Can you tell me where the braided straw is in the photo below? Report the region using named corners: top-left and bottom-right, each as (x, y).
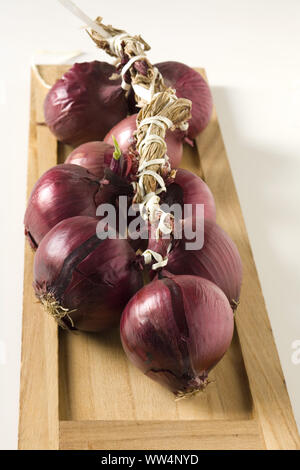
top-left (88, 17), bottom-right (150, 57)
top-left (88, 17), bottom-right (166, 106)
top-left (59, 2), bottom-right (170, 105)
top-left (85, 11), bottom-right (192, 220)
top-left (134, 91), bottom-right (191, 201)
top-left (58, 2), bottom-right (193, 267)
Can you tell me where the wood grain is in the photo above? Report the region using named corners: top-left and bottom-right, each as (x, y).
top-left (195, 69), bottom-right (300, 449)
top-left (18, 70), bottom-right (60, 450)
top-left (59, 420), bottom-right (264, 450)
top-left (18, 65), bottom-right (299, 450)
top-left (59, 326), bottom-right (252, 422)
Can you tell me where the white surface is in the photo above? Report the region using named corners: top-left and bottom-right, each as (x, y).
top-left (0, 0), bottom-right (299, 449)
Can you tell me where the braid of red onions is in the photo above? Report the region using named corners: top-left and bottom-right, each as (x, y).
top-left (81, 18), bottom-right (241, 396)
top-left (27, 6), bottom-right (243, 399)
top-left (111, 79), bottom-right (239, 397)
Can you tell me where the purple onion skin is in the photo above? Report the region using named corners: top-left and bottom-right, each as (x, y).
top-left (171, 168), bottom-right (216, 221)
top-left (34, 216), bottom-right (143, 332)
top-left (65, 141), bottom-right (114, 179)
top-left (104, 114), bottom-right (136, 153)
top-left (167, 220), bottom-right (242, 308)
top-left (44, 62), bottom-right (128, 146)
top-left (156, 62), bottom-right (213, 140)
top-left (120, 272), bottom-right (234, 395)
top-left (146, 170), bottom-right (216, 263)
top-left (24, 164), bottom-right (102, 249)
top-left (104, 114), bottom-right (183, 169)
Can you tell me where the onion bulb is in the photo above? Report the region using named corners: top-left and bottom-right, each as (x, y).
top-left (120, 272), bottom-right (234, 396)
top-left (167, 220), bottom-right (242, 309)
top-left (155, 61), bottom-right (213, 141)
top-left (24, 161), bottom-right (134, 249)
top-left (24, 164), bottom-right (102, 249)
top-left (162, 168), bottom-right (216, 221)
top-left (34, 216), bottom-right (143, 332)
top-left (65, 141), bottom-right (114, 179)
top-left (44, 61), bottom-right (128, 146)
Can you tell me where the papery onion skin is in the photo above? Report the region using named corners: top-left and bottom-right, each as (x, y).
top-left (24, 164), bottom-right (102, 249)
top-left (44, 61), bottom-right (128, 146)
top-left (146, 170), bottom-right (216, 264)
top-left (163, 168), bottom-right (216, 221)
top-left (104, 114), bottom-right (136, 153)
top-left (167, 220), bottom-right (242, 308)
top-left (155, 61), bottom-right (213, 140)
top-left (34, 216), bottom-right (143, 332)
top-left (120, 272), bottom-right (234, 395)
top-left (24, 163), bottom-right (134, 250)
top-left (65, 141), bottom-right (114, 179)
top-left (104, 114), bottom-right (183, 169)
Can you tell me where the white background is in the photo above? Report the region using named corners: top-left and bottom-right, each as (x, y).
top-left (0, 0), bottom-right (299, 449)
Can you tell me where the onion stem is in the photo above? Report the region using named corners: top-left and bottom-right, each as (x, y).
top-left (112, 135), bottom-right (122, 160)
top-left (142, 267), bottom-right (151, 286)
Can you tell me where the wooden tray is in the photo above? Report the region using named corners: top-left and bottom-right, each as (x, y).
top-left (18, 66), bottom-right (300, 450)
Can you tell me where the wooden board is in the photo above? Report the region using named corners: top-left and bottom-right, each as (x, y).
top-left (18, 66), bottom-right (300, 450)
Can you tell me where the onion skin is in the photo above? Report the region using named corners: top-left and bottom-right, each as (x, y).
top-left (104, 114), bottom-right (137, 153)
top-left (65, 141), bottom-right (114, 179)
top-left (104, 114), bottom-right (183, 169)
top-left (34, 216), bottom-right (143, 332)
top-left (164, 168), bottom-right (216, 221)
top-left (24, 164), bottom-right (102, 249)
top-left (145, 170), bottom-right (216, 264)
top-left (155, 61), bottom-right (213, 140)
top-left (44, 61), bottom-right (128, 146)
top-left (120, 272), bottom-right (234, 395)
top-left (166, 220), bottom-right (242, 308)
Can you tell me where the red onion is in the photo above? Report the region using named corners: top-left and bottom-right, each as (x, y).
top-left (166, 220), bottom-right (242, 309)
top-left (65, 141), bottom-right (114, 179)
top-left (143, 170), bottom-right (216, 266)
top-left (24, 164), bottom-right (102, 249)
top-left (162, 168), bottom-right (216, 221)
top-left (120, 272), bottom-right (234, 396)
top-left (44, 61), bottom-right (128, 146)
top-left (34, 216), bottom-right (143, 332)
top-left (145, 62), bottom-right (212, 142)
top-left (24, 162), bottom-right (133, 249)
top-left (104, 114), bottom-right (183, 168)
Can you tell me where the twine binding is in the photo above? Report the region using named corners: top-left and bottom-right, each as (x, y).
top-left (61, 1), bottom-right (192, 269)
